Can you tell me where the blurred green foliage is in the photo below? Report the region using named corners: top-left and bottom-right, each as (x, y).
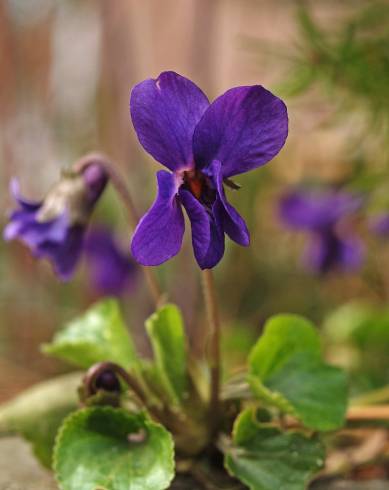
top-left (280, 3), bottom-right (389, 146)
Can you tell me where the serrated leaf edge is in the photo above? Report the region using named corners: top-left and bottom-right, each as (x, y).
top-left (53, 407), bottom-right (175, 490)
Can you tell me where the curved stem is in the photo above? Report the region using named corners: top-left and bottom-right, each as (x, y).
top-left (73, 152), bottom-right (162, 307)
top-left (201, 268), bottom-right (221, 436)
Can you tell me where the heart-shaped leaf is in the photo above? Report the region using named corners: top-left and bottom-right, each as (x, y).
top-left (54, 407), bottom-right (175, 490)
top-left (248, 314), bottom-right (347, 430)
top-left (224, 408), bottom-right (324, 490)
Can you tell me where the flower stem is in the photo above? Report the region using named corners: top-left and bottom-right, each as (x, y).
top-left (83, 361), bottom-right (164, 420)
top-left (201, 268), bottom-right (221, 436)
top-left (73, 153), bottom-right (162, 307)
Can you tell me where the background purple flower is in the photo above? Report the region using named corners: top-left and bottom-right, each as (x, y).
top-left (279, 188), bottom-right (364, 274)
top-left (130, 71), bottom-right (288, 269)
top-left (3, 163), bottom-right (108, 280)
top-left (84, 226), bottom-right (138, 297)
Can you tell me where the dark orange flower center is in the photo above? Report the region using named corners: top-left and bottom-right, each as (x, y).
top-left (182, 169), bottom-right (216, 208)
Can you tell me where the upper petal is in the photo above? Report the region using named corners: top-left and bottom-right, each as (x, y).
top-left (130, 71), bottom-right (209, 171)
top-left (193, 85), bottom-right (288, 178)
top-left (10, 178), bottom-right (42, 211)
top-left (280, 189), bottom-right (363, 232)
top-left (131, 170), bottom-right (185, 266)
top-left (179, 189), bottom-right (225, 269)
top-left (209, 160), bottom-right (250, 246)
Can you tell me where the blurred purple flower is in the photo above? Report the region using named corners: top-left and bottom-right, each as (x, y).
top-left (84, 227), bottom-right (138, 297)
top-left (369, 214), bottom-right (389, 238)
top-left (279, 188), bottom-right (364, 274)
top-left (130, 71), bottom-right (288, 269)
top-left (3, 162), bottom-right (108, 280)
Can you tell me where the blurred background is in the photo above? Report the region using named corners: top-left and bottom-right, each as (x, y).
top-left (1, 0), bottom-right (389, 435)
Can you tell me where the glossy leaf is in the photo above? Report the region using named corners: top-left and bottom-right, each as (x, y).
top-left (54, 407), bottom-right (175, 490)
top-left (225, 408), bottom-right (324, 490)
top-left (43, 298), bottom-right (139, 370)
top-left (248, 314), bottom-right (347, 430)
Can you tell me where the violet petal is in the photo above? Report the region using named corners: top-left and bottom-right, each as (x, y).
top-left (304, 232), bottom-right (363, 274)
top-left (280, 189), bottom-right (363, 232)
top-left (130, 71), bottom-right (209, 171)
top-left (179, 189), bottom-right (225, 269)
top-left (131, 170), bottom-right (185, 266)
top-left (10, 178), bottom-right (42, 211)
top-left (37, 225), bottom-right (85, 280)
top-left (193, 85), bottom-right (288, 178)
top-left (209, 160), bottom-right (250, 246)
top-left (84, 227), bottom-right (137, 296)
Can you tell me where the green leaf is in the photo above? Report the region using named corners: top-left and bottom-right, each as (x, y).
top-left (0, 372), bottom-right (81, 468)
top-left (145, 304), bottom-right (188, 404)
top-left (248, 314), bottom-right (348, 431)
top-left (249, 314), bottom-right (321, 380)
top-left (43, 298), bottom-right (139, 370)
top-left (54, 407), bottom-right (175, 490)
top-left (224, 408), bottom-right (324, 490)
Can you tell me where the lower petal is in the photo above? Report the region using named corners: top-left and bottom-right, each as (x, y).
top-left (37, 225), bottom-right (84, 280)
top-left (210, 160), bottom-right (250, 246)
top-left (131, 171), bottom-right (184, 266)
top-left (338, 237), bottom-right (364, 270)
top-left (179, 189), bottom-right (225, 269)
top-left (304, 233), bottom-right (363, 274)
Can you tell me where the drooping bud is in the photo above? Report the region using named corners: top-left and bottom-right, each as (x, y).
top-left (3, 157), bottom-right (108, 280)
top-left (94, 370), bottom-right (121, 393)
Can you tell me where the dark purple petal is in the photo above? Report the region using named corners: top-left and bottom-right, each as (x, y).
top-left (81, 162), bottom-right (108, 203)
top-left (131, 170), bottom-right (185, 266)
top-left (84, 227), bottom-right (137, 296)
top-left (369, 214), bottom-right (389, 238)
top-left (208, 160), bottom-right (250, 246)
top-left (37, 225), bottom-right (85, 280)
top-left (179, 189), bottom-right (225, 269)
top-left (193, 85), bottom-right (288, 178)
top-left (10, 178), bottom-right (42, 211)
top-left (280, 189), bottom-right (363, 232)
top-left (304, 232), bottom-right (363, 274)
top-left (130, 71), bottom-right (209, 171)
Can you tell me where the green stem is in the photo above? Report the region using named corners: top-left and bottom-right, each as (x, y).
top-left (73, 153), bottom-right (163, 307)
top-left (201, 268), bottom-right (221, 437)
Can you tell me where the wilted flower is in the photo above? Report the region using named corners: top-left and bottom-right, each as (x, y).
top-left (3, 162), bottom-right (108, 280)
top-left (279, 188), bottom-right (364, 274)
top-left (84, 226), bottom-right (137, 296)
top-left (130, 71), bottom-right (288, 269)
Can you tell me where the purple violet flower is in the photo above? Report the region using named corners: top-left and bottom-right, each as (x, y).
top-left (3, 162), bottom-right (108, 280)
top-left (279, 188), bottom-right (364, 274)
top-left (130, 71), bottom-right (288, 269)
top-left (84, 226), bottom-right (138, 297)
